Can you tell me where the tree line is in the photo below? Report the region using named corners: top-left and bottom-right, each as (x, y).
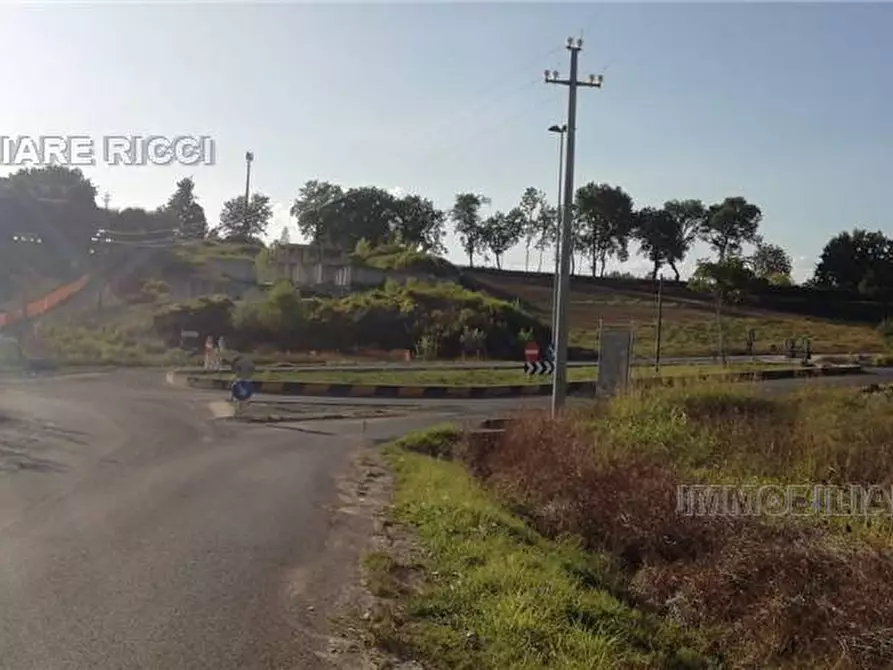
top-left (2, 164), bottom-right (889, 296)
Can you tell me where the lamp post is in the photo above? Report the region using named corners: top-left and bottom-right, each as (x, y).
top-left (547, 124), bottom-right (567, 356)
top-left (244, 151), bottom-right (254, 235)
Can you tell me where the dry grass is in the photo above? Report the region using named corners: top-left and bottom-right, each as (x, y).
top-left (458, 383), bottom-right (893, 669)
top-left (469, 271), bottom-right (884, 357)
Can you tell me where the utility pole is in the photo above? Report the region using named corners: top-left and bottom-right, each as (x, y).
top-left (545, 38), bottom-right (603, 415)
top-left (244, 152), bottom-right (254, 237)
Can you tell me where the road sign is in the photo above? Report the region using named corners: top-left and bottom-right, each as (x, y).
top-left (232, 355), bottom-right (255, 379)
top-left (524, 342), bottom-right (540, 362)
top-left (231, 379), bottom-right (254, 402)
top-left (597, 326), bottom-right (633, 396)
top-left (524, 360), bottom-right (555, 375)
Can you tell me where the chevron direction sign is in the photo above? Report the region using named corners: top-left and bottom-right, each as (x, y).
top-left (524, 360), bottom-right (555, 375)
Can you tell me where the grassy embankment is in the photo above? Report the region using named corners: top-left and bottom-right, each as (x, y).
top-left (367, 382), bottom-right (893, 668)
top-left (468, 270), bottom-right (886, 358)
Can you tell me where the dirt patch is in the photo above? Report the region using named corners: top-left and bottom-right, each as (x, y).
top-left (287, 444), bottom-right (423, 669)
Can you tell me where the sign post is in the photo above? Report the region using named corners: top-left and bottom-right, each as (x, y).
top-left (597, 324), bottom-right (633, 397)
top-left (230, 355), bottom-right (256, 417)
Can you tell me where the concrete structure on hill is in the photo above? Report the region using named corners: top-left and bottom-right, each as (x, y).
top-left (264, 243), bottom-right (449, 293)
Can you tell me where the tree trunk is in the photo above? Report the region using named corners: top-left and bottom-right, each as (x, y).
top-left (669, 261), bottom-right (680, 281)
top-left (537, 248), bottom-right (544, 272)
top-left (496, 254), bottom-right (502, 270)
top-left (651, 262), bottom-right (659, 280)
top-left (524, 242), bottom-right (530, 272)
top-left (468, 252), bottom-right (474, 268)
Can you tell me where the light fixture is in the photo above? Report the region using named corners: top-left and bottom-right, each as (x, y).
top-left (576, 38), bottom-right (583, 48)
top-left (566, 37), bottom-right (574, 47)
top-left (552, 70), bottom-right (559, 80)
top-left (544, 69), bottom-right (551, 80)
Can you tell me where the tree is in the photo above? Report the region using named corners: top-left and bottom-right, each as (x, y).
top-left (689, 257), bottom-right (756, 365)
top-left (450, 193), bottom-right (488, 267)
top-left (279, 226), bottom-right (291, 245)
top-left (218, 193), bottom-right (273, 242)
top-left (0, 166), bottom-right (100, 274)
top-left (574, 182), bottom-right (634, 277)
top-left (749, 239), bottom-right (793, 285)
top-left (663, 199), bottom-right (707, 280)
top-left (290, 180), bottom-right (345, 252)
top-left (813, 229), bottom-right (892, 290)
top-left (392, 194), bottom-right (446, 253)
top-left (161, 177), bottom-right (207, 239)
top-left (330, 186), bottom-right (398, 250)
top-left (480, 208), bottom-right (523, 270)
top-left (703, 196), bottom-right (762, 261)
top-left (633, 206), bottom-right (676, 280)
top-left (534, 202), bottom-right (558, 272)
top-left (517, 187), bottom-right (547, 271)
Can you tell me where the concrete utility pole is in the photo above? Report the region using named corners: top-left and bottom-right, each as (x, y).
top-left (244, 152), bottom-right (254, 235)
top-left (545, 37), bottom-right (603, 416)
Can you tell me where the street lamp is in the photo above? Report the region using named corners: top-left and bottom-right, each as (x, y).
top-left (547, 124), bottom-right (567, 356)
top-left (244, 151), bottom-right (254, 234)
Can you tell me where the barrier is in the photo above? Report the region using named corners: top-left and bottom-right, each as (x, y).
top-left (0, 274), bottom-right (90, 329)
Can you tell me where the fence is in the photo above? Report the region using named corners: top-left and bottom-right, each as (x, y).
top-left (0, 274), bottom-right (90, 329)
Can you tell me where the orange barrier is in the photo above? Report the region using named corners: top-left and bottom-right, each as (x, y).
top-left (0, 274), bottom-right (90, 329)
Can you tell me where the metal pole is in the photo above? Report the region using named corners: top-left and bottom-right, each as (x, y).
top-left (552, 47), bottom-right (579, 415)
top-left (244, 151), bottom-right (253, 236)
top-left (550, 129), bottom-right (565, 354)
top-left (655, 275), bottom-right (663, 373)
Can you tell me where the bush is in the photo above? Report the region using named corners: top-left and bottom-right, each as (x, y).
top-left (222, 279), bottom-right (545, 358)
top-left (350, 242), bottom-right (459, 278)
top-left (152, 295), bottom-right (235, 347)
top-left (454, 385), bottom-right (893, 668)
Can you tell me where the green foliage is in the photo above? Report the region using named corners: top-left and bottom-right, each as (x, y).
top-left (161, 177), bottom-right (207, 239)
top-left (168, 279), bottom-right (544, 357)
top-left (480, 209), bottom-right (524, 270)
top-left (813, 228), bottom-right (893, 290)
top-left (574, 182), bottom-right (635, 277)
top-left (371, 433), bottom-right (713, 669)
top-left (152, 295), bottom-right (235, 347)
top-left (451, 192), bottom-right (490, 267)
top-left (702, 196), bottom-right (762, 261)
top-left (350, 241), bottom-right (459, 278)
top-left (414, 333), bottom-right (441, 361)
top-left (217, 193), bottom-right (273, 242)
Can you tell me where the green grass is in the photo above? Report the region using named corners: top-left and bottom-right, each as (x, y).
top-left (235, 362), bottom-right (801, 387)
top-left (367, 427), bottom-right (713, 669)
top-left (467, 271), bottom-right (885, 357)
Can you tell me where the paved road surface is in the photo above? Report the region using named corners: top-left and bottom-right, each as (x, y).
top-left (0, 370), bottom-right (492, 669)
top-left (0, 367), bottom-right (889, 669)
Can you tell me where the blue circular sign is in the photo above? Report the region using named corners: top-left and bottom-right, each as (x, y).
top-left (231, 379), bottom-right (254, 402)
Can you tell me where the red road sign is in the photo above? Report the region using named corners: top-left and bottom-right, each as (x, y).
top-left (524, 342), bottom-right (540, 362)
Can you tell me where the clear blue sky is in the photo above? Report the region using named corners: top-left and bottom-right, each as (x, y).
top-left (1, 2), bottom-right (891, 281)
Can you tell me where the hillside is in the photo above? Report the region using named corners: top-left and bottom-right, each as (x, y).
top-left (464, 267), bottom-right (886, 357)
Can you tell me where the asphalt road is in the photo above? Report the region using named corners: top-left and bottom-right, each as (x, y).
top-left (0, 369), bottom-right (484, 669)
top-left (0, 366), bottom-right (889, 669)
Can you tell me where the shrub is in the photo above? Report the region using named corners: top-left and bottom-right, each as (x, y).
top-left (453, 385), bottom-right (893, 668)
top-left (152, 295), bottom-right (235, 347)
